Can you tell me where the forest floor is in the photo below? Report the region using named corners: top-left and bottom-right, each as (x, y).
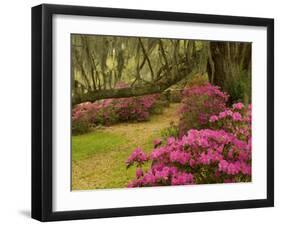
top-left (72, 103), bottom-right (181, 190)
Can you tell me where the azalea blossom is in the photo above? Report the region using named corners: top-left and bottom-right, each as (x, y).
top-left (232, 112), bottom-right (242, 121)
top-left (126, 84), bottom-right (251, 187)
top-left (233, 102), bottom-right (244, 110)
top-left (209, 115), bottom-right (219, 122)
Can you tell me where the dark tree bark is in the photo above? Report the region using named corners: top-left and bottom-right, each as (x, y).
top-left (116, 47), bottom-right (124, 80)
top-left (209, 42), bottom-right (227, 89)
top-left (172, 40), bottom-right (180, 77)
top-left (207, 43), bottom-right (215, 83)
top-left (208, 41), bottom-right (251, 103)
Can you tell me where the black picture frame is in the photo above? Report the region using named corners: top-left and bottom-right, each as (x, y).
top-left (32, 3), bottom-right (274, 222)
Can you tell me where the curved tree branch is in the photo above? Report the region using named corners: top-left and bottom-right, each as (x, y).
top-left (72, 66), bottom-right (195, 105)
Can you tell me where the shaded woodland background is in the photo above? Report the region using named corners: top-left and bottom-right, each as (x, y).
top-left (71, 35), bottom-right (251, 105)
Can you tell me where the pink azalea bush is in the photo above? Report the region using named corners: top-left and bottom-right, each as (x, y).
top-left (114, 95), bottom-right (160, 122)
top-left (126, 130), bottom-right (251, 187)
top-left (179, 83), bottom-right (229, 137)
top-left (72, 94), bottom-right (160, 134)
top-left (126, 89), bottom-right (251, 187)
top-left (72, 106), bottom-right (92, 135)
top-left (208, 102), bottom-right (252, 142)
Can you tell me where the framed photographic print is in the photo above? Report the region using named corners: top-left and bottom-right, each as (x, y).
top-left (32, 4), bottom-right (274, 221)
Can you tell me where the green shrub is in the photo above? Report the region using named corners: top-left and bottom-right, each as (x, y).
top-left (178, 83), bottom-right (228, 137)
top-left (72, 116), bottom-right (91, 135)
top-left (186, 73), bottom-right (209, 88)
top-left (160, 121), bottom-right (179, 139)
top-left (150, 100), bottom-right (167, 114)
top-left (224, 69), bottom-right (251, 104)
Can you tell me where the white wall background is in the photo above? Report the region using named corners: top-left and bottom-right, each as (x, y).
top-left (0, 0), bottom-right (279, 225)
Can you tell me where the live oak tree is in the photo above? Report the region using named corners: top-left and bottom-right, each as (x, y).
top-left (72, 35), bottom-right (209, 105)
top-left (208, 41), bottom-right (252, 103)
top-left (72, 35), bottom-right (251, 105)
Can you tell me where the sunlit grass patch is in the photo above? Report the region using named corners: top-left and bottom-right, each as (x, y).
top-left (72, 131), bottom-right (127, 161)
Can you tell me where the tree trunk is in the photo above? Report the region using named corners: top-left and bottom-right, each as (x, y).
top-left (209, 42), bottom-right (227, 89)
top-left (209, 42), bottom-right (251, 103)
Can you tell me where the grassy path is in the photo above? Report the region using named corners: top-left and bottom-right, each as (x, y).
top-left (72, 103), bottom-right (180, 190)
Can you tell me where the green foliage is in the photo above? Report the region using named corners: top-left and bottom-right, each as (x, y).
top-left (94, 105), bottom-right (119, 126)
top-left (166, 89), bottom-right (182, 103)
top-left (160, 121), bottom-right (179, 139)
top-left (150, 100), bottom-right (168, 114)
top-left (72, 116), bottom-right (91, 135)
top-left (186, 73), bottom-right (209, 88)
top-left (224, 69), bottom-right (251, 104)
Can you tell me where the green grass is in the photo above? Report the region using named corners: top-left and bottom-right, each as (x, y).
top-left (71, 103), bottom-right (180, 190)
top-left (71, 130), bottom-right (156, 190)
top-left (72, 131), bottom-right (127, 161)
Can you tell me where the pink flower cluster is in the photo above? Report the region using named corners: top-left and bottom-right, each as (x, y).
top-left (126, 147), bottom-right (149, 167)
top-left (218, 160), bottom-right (251, 175)
top-left (127, 164), bottom-right (194, 187)
top-left (126, 90), bottom-right (252, 187)
top-left (179, 83), bottom-right (228, 137)
top-left (114, 95), bottom-right (159, 122)
top-left (72, 100), bottom-right (114, 123)
top-left (72, 93), bottom-right (160, 133)
top-left (209, 102), bottom-right (252, 141)
top-left (127, 126), bottom-right (251, 187)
